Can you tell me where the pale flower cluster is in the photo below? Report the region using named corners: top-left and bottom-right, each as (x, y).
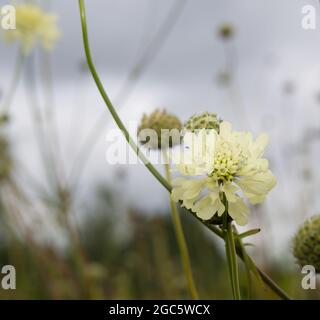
top-left (172, 122), bottom-right (276, 225)
top-left (4, 4), bottom-right (60, 54)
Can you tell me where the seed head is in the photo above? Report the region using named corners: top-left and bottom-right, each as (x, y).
top-left (184, 112), bottom-right (221, 133)
top-left (137, 109), bottom-right (182, 149)
top-left (293, 215), bottom-right (320, 273)
top-left (0, 113), bottom-right (10, 125)
top-left (219, 24), bottom-right (234, 40)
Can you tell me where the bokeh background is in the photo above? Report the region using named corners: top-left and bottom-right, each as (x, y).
top-left (0, 0), bottom-right (320, 299)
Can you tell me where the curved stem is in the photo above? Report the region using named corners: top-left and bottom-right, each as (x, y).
top-left (78, 0), bottom-right (291, 300)
top-left (197, 216), bottom-right (291, 300)
top-left (163, 151), bottom-right (199, 299)
top-left (78, 0), bottom-right (170, 192)
top-left (69, 0), bottom-right (187, 193)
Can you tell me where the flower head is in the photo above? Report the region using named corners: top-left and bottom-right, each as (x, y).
top-left (172, 121), bottom-right (276, 225)
top-left (0, 113), bottom-right (10, 125)
top-left (218, 24), bottom-right (234, 40)
top-left (3, 4), bottom-right (60, 54)
top-left (293, 216), bottom-right (320, 273)
top-left (137, 109), bottom-right (182, 149)
top-left (184, 112), bottom-right (221, 133)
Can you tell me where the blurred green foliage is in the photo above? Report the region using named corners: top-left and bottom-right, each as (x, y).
top-left (0, 185), bottom-right (318, 300)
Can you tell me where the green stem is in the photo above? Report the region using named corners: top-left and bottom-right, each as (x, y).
top-left (224, 225), bottom-right (235, 296)
top-left (163, 151), bottom-right (199, 299)
top-left (78, 0), bottom-right (170, 192)
top-left (225, 220), bottom-right (241, 300)
top-left (78, 0), bottom-right (291, 300)
top-left (222, 197), bottom-right (241, 300)
top-left (197, 215), bottom-right (291, 300)
top-left (234, 226), bottom-right (252, 299)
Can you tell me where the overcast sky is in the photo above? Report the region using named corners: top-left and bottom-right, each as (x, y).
top-left (1, 0), bottom-right (320, 258)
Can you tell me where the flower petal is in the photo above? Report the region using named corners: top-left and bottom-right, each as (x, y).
top-left (228, 198), bottom-right (249, 226)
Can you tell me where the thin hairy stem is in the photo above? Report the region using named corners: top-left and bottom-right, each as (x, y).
top-left (24, 53), bottom-right (62, 192)
top-left (163, 151), bottom-right (199, 299)
top-left (39, 50), bottom-right (66, 184)
top-left (222, 196), bottom-right (241, 300)
top-left (225, 220), bottom-right (241, 299)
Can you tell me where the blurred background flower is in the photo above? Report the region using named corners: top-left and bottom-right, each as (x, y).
top-left (137, 109), bottom-right (182, 149)
top-left (2, 3), bottom-right (60, 54)
top-left (293, 215), bottom-right (320, 273)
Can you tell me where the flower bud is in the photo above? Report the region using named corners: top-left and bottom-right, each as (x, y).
top-left (219, 24), bottom-right (234, 40)
top-left (0, 113), bottom-right (10, 125)
top-left (137, 109), bottom-right (182, 149)
top-left (184, 112), bottom-right (221, 133)
top-left (293, 215), bottom-right (320, 273)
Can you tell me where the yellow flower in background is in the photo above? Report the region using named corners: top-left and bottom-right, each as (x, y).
top-left (4, 4), bottom-right (60, 54)
top-left (172, 121), bottom-right (276, 226)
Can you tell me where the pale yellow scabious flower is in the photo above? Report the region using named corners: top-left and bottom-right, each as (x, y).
top-left (172, 122), bottom-right (276, 226)
top-left (4, 4), bottom-right (60, 54)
